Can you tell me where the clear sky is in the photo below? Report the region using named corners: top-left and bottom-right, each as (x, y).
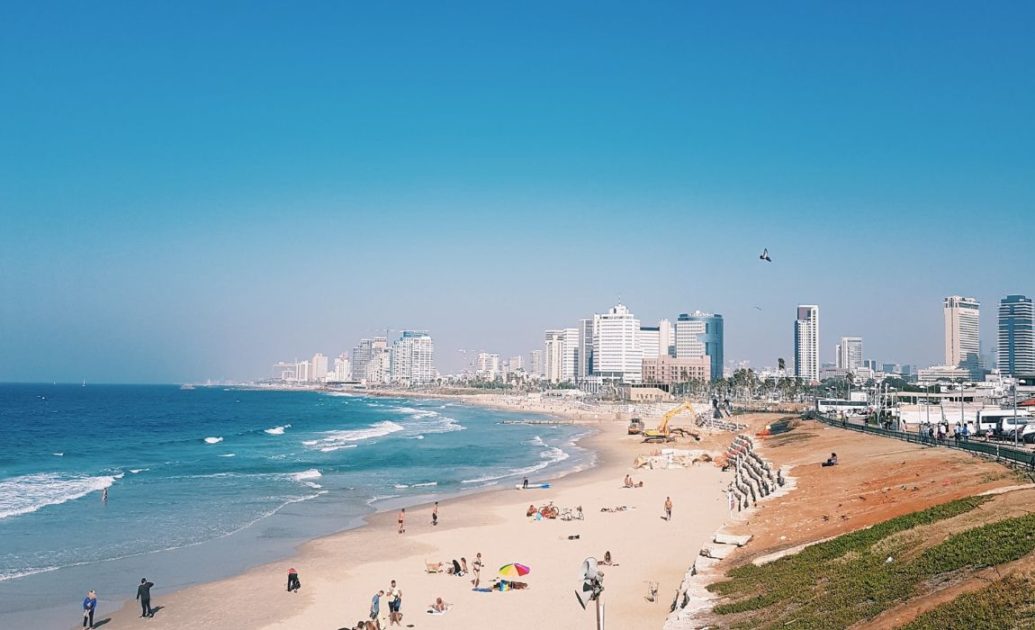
top-left (2, 2), bottom-right (1034, 383)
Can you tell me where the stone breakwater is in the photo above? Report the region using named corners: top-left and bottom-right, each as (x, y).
top-left (663, 434), bottom-right (796, 629)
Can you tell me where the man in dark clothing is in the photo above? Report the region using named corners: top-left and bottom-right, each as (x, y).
top-left (137, 578), bottom-right (154, 617)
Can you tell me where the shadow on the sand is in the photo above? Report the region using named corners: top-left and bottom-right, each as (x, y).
top-left (92, 618), bottom-right (111, 628)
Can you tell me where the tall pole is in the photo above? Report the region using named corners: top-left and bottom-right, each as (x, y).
top-left (1014, 384), bottom-right (1019, 447)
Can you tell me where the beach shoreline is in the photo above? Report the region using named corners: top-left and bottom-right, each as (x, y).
top-left (94, 406), bottom-right (735, 630)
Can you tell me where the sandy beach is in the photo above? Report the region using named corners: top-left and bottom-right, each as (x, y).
top-left (97, 414), bottom-right (734, 630)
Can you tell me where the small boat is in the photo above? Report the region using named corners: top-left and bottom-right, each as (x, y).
top-left (180, 384), bottom-right (195, 390)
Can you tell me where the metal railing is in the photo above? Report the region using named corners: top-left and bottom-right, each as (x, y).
top-left (813, 414), bottom-right (1035, 468)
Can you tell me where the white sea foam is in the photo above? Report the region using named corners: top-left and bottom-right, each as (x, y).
top-left (412, 481), bottom-right (438, 488)
top-left (264, 424), bottom-right (292, 435)
top-left (394, 483), bottom-right (410, 489)
top-left (52, 452), bottom-right (63, 457)
top-left (0, 566), bottom-right (60, 582)
top-left (219, 453), bottom-right (236, 458)
top-left (303, 420), bottom-right (404, 451)
top-left (394, 406), bottom-right (439, 419)
top-left (291, 469), bottom-right (322, 482)
top-left (204, 436), bottom-right (223, 444)
top-left (304, 482), bottom-right (323, 489)
top-left (366, 494), bottom-right (401, 505)
top-left (319, 444), bottom-right (358, 453)
top-left (411, 435), bottom-right (425, 440)
top-left (461, 446), bottom-right (570, 484)
top-left (0, 473), bottom-right (116, 520)
top-left (129, 469), bottom-right (148, 474)
top-left (526, 435), bottom-right (546, 446)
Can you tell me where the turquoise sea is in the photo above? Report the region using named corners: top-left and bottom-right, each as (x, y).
top-left (0, 384), bottom-right (590, 627)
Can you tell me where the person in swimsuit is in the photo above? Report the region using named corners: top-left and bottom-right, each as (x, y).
top-left (432, 502), bottom-right (438, 527)
top-left (397, 508), bottom-right (405, 534)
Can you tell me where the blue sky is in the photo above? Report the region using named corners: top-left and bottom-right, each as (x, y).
top-left (2, 2), bottom-right (1034, 382)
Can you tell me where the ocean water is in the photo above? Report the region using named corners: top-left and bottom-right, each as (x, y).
top-left (0, 384), bottom-right (590, 626)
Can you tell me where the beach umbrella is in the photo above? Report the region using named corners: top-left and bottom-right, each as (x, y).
top-left (498, 563), bottom-right (530, 578)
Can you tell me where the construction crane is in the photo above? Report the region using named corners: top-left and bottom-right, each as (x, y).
top-left (642, 401), bottom-right (701, 443)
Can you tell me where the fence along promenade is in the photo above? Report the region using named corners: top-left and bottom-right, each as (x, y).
top-left (813, 413), bottom-right (1035, 469)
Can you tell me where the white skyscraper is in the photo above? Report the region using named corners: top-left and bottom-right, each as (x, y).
top-left (944, 296), bottom-right (981, 377)
top-left (529, 350), bottom-right (544, 376)
top-left (333, 353), bottom-right (351, 381)
top-left (794, 305), bottom-right (820, 382)
top-left (639, 325), bottom-right (662, 360)
top-left (674, 314), bottom-right (706, 359)
top-left (836, 336), bottom-right (863, 371)
top-left (311, 353), bottom-right (329, 382)
top-left (592, 303), bottom-right (642, 383)
top-left (295, 359), bottom-right (311, 383)
top-left (658, 319), bottom-right (673, 357)
top-left (476, 352), bottom-right (501, 379)
top-left (390, 331), bottom-right (435, 385)
top-left (544, 330), bottom-right (566, 383)
top-left (562, 327), bottom-right (579, 381)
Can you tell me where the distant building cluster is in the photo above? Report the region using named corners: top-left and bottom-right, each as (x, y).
top-left (271, 330), bottom-right (436, 387)
top-left (536, 303), bottom-right (724, 391)
top-left (806, 293), bottom-right (1035, 387)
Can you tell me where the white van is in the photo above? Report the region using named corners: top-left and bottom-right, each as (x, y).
top-left (975, 409), bottom-right (1031, 437)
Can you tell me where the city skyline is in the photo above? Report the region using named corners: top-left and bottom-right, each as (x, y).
top-left (2, 3), bottom-right (1035, 383)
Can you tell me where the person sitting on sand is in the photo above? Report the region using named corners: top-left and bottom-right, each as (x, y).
top-left (822, 452), bottom-right (838, 467)
top-left (428, 597), bottom-right (448, 613)
top-left (526, 504), bottom-right (537, 517)
top-left (460, 557), bottom-right (469, 575)
top-left (598, 551), bottom-right (617, 566)
top-left (624, 474), bottom-right (633, 488)
top-left (447, 559), bottom-right (464, 576)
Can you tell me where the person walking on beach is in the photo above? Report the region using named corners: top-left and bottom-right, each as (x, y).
top-left (82, 590), bottom-right (97, 628)
top-left (431, 501), bottom-right (438, 527)
top-left (471, 552), bottom-right (483, 588)
top-left (664, 496), bottom-right (673, 521)
top-left (370, 589), bottom-right (384, 629)
top-left (387, 579), bottom-right (402, 626)
top-left (397, 508), bottom-right (405, 534)
top-left (287, 567), bottom-right (301, 592)
top-left (136, 578), bottom-right (154, 617)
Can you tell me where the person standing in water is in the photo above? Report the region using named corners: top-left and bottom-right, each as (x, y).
top-left (136, 578), bottom-right (154, 617)
top-left (101, 487), bottom-right (108, 504)
top-left (82, 590), bottom-right (97, 628)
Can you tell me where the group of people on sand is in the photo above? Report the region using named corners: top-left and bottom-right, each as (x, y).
top-left (623, 474), bottom-right (644, 488)
top-left (79, 578), bottom-right (155, 628)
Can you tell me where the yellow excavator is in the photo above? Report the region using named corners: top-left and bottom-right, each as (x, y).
top-left (642, 401), bottom-right (702, 443)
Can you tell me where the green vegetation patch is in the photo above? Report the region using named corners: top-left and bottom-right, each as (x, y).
top-left (902, 575), bottom-right (1035, 630)
top-left (708, 496), bottom-right (1005, 628)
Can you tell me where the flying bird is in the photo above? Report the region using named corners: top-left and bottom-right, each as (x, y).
top-left (759, 248), bottom-right (772, 262)
top-left (754, 306), bottom-right (763, 311)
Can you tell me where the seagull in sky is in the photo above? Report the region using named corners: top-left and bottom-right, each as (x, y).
top-left (759, 248), bottom-right (772, 262)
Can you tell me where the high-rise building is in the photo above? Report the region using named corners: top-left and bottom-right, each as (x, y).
top-left (562, 327), bottom-right (579, 381)
top-left (639, 326), bottom-right (662, 360)
top-left (592, 303), bottom-right (642, 383)
top-left (391, 330), bottom-right (435, 385)
top-left (295, 359), bottom-right (311, 383)
top-left (658, 319), bottom-right (674, 358)
top-left (506, 356), bottom-right (524, 374)
top-left (333, 353), bottom-right (351, 381)
top-left (476, 352), bottom-right (501, 379)
top-left (544, 330), bottom-right (566, 383)
top-left (835, 337), bottom-right (864, 371)
top-left (794, 305), bottom-right (820, 382)
top-left (674, 312), bottom-right (724, 380)
top-left (944, 296), bottom-right (981, 378)
top-left (351, 339), bottom-right (375, 384)
top-left (999, 295), bottom-right (1035, 377)
top-left (577, 318), bottom-right (594, 379)
top-left (529, 350), bottom-right (544, 376)
top-left (311, 353), bottom-right (329, 382)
